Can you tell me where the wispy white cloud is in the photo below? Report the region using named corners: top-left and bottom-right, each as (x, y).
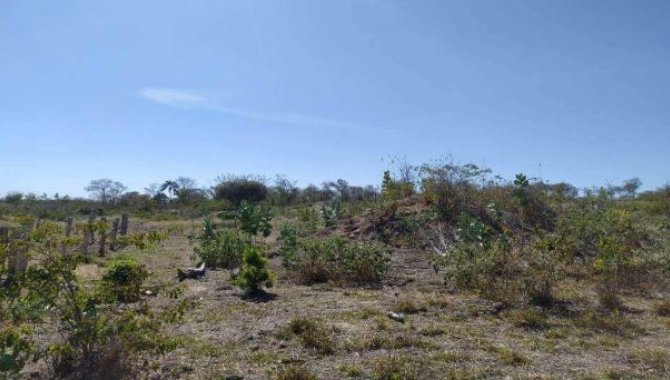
top-left (139, 87), bottom-right (360, 130)
top-left (140, 88), bottom-right (207, 108)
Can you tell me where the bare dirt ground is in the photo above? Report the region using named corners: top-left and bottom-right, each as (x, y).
top-left (73, 218), bottom-right (668, 380)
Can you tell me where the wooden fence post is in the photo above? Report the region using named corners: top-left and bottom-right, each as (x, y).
top-left (14, 231), bottom-right (28, 272)
top-left (119, 214), bottom-right (129, 236)
top-left (81, 211), bottom-right (97, 257)
top-left (61, 217), bottom-right (74, 254)
top-left (0, 227), bottom-right (8, 273)
top-left (3, 225), bottom-right (30, 285)
top-left (98, 218), bottom-right (108, 257)
top-left (109, 218), bottom-right (120, 251)
top-left (65, 217), bottom-right (74, 238)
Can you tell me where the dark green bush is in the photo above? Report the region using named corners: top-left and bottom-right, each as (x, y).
top-left (100, 256), bottom-right (149, 303)
top-left (194, 227), bottom-right (249, 269)
top-left (236, 245), bottom-right (274, 294)
top-left (214, 178), bottom-right (268, 205)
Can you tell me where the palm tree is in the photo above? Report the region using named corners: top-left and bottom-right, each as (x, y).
top-left (160, 180), bottom-right (180, 200)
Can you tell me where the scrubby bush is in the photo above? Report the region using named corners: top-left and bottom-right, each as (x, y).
top-left (381, 170), bottom-right (414, 201)
top-left (100, 256), bottom-right (149, 303)
top-left (542, 202), bottom-right (646, 309)
top-left (284, 237), bottom-right (390, 286)
top-left (436, 213), bottom-right (560, 306)
top-left (419, 161), bottom-right (491, 222)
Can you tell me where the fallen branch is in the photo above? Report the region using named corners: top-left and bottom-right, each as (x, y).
top-left (177, 263), bottom-right (206, 281)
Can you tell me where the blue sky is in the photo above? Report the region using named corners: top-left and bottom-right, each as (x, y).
top-left (1, 0), bottom-right (668, 197)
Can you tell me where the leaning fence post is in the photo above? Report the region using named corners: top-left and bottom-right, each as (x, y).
top-left (109, 218), bottom-right (120, 251)
top-left (98, 218), bottom-right (108, 257)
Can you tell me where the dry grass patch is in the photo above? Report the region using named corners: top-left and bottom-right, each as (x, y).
top-left (654, 300), bottom-right (670, 317)
top-left (392, 297), bottom-right (428, 314)
top-left (278, 318), bottom-right (336, 355)
top-left (351, 332), bottom-right (439, 351)
top-left (629, 349), bottom-right (670, 374)
top-left (419, 325), bottom-right (447, 337)
top-left (483, 343), bottom-right (531, 366)
top-left (275, 364), bottom-right (319, 380)
top-left (574, 311), bottom-right (644, 338)
top-left (372, 355), bottom-right (423, 380)
top-left (508, 308), bottom-right (549, 330)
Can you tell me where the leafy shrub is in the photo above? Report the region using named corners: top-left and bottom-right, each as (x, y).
top-left (193, 223), bottom-right (249, 269)
top-left (321, 198), bottom-right (341, 227)
top-left (237, 200), bottom-right (272, 238)
top-left (236, 245), bottom-right (274, 294)
top-left (285, 237), bottom-right (390, 286)
top-left (0, 326), bottom-right (33, 374)
top-left (278, 225), bottom-right (298, 268)
top-left (100, 256), bottom-right (149, 303)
